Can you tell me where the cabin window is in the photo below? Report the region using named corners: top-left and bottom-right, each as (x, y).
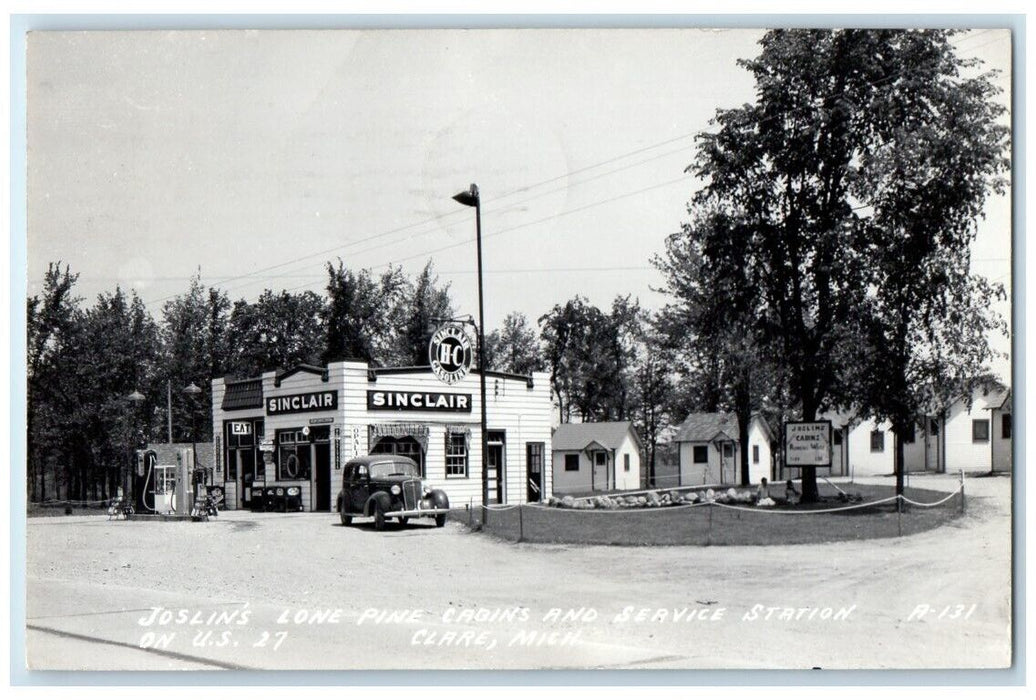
top-left (565, 454), bottom-right (580, 472)
top-left (870, 430), bottom-right (885, 453)
top-left (693, 446), bottom-right (708, 463)
top-left (624, 454), bottom-right (631, 472)
top-left (972, 419), bottom-right (990, 443)
top-left (752, 445), bottom-right (760, 464)
top-left (1002, 414), bottom-right (1012, 440)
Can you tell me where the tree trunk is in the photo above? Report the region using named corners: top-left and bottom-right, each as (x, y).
top-left (894, 421), bottom-right (907, 500)
top-left (735, 368), bottom-right (752, 486)
top-left (800, 388), bottom-right (820, 503)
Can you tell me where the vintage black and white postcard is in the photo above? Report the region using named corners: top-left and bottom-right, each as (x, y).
top-left (19, 20), bottom-right (1015, 678)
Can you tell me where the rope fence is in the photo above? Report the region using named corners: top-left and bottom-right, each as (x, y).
top-left (29, 498), bottom-right (112, 509)
top-left (461, 471), bottom-right (967, 546)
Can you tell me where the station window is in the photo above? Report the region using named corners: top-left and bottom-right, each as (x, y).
top-left (870, 430), bottom-right (885, 453)
top-left (565, 454), bottom-right (580, 472)
top-left (445, 431), bottom-right (468, 478)
top-left (1002, 414), bottom-right (1012, 440)
top-left (972, 419), bottom-right (990, 443)
top-left (276, 429), bottom-right (312, 481)
top-left (624, 454), bottom-right (630, 472)
top-left (752, 445), bottom-right (760, 464)
top-left (693, 445), bottom-right (708, 464)
top-left (370, 436), bottom-right (425, 476)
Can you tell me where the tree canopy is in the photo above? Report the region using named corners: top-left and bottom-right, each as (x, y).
top-left (667, 28), bottom-right (1009, 500)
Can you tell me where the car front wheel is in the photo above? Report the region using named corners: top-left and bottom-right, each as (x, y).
top-left (373, 503), bottom-right (386, 531)
top-left (340, 508), bottom-right (352, 526)
top-left (435, 514), bottom-right (447, 528)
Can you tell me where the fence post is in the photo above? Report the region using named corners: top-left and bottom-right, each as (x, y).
top-left (707, 503), bottom-right (713, 546)
top-left (897, 496), bottom-right (902, 537)
top-left (960, 469), bottom-right (966, 514)
top-left (518, 505), bottom-right (524, 543)
top-left (468, 498), bottom-right (473, 528)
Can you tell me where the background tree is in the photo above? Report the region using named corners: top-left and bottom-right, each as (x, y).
top-left (322, 261), bottom-right (409, 366)
top-left (538, 295), bottom-right (639, 423)
top-left (396, 261), bottom-right (454, 367)
top-left (845, 30), bottom-right (1010, 495)
top-left (161, 274), bottom-right (232, 443)
top-left (75, 289), bottom-right (160, 497)
top-left (629, 317), bottom-right (675, 488)
top-left (26, 263), bottom-right (82, 501)
top-left (226, 289), bottom-right (326, 380)
top-left (484, 311), bottom-right (544, 375)
top-left (681, 29), bottom-right (1007, 500)
top-left (655, 211), bottom-right (772, 486)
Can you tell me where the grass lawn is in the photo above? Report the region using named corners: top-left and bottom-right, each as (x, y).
top-left (449, 481), bottom-right (966, 546)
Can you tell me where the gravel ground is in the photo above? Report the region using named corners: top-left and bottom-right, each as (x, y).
top-left (23, 472), bottom-right (1012, 672)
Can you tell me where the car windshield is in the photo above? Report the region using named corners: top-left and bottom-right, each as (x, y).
top-left (369, 461), bottom-right (420, 479)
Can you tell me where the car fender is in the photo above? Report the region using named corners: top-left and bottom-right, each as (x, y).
top-left (365, 492), bottom-right (392, 517)
top-left (428, 489), bottom-right (450, 510)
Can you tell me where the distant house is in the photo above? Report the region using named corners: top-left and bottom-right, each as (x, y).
top-left (672, 413), bottom-right (774, 486)
top-left (990, 389), bottom-right (1012, 472)
top-left (809, 380), bottom-right (1012, 478)
top-left (551, 422), bottom-right (642, 493)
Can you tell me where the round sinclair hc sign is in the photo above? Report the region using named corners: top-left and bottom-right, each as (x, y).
top-left (429, 323), bottom-right (474, 385)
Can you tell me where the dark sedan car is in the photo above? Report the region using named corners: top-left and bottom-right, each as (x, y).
top-left (336, 455), bottom-right (450, 530)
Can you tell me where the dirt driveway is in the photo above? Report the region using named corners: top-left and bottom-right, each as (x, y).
top-left (22, 472), bottom-right (1012, 672)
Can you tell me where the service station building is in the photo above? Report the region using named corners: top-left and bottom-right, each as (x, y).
top-left (210, 361), bottom-right (553, 511)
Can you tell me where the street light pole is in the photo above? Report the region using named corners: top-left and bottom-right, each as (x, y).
top-left (167, 380), bottom-right (173, 444)
top-left (183, 382), bottom-right (202, 471)
top-left (453, 183), bottom-right (490, 508)
top-left (127, 390), bottom-right (145, 498)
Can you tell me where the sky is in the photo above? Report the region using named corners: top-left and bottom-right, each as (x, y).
top-left (24, 26), bottom-right (1013, 380)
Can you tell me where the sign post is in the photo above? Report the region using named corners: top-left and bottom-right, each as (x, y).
top-left (783, 421), bottom-right (833, 490)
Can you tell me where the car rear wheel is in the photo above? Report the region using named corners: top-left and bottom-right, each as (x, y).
top-left (373, 503), bottom-right (386, 531)
top-left (435, 514), bottom-right (447, 528)
top-left (340, 508), bottom-right (352, 526)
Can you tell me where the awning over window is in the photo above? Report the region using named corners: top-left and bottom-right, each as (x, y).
top-left (446, 425), bottom-right (471, 450)
top-left (369, 423), bottom-right (431, 452)
top-left (222, 379), bottom-right (264, 411)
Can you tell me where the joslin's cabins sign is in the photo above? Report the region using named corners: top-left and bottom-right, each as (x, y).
top-left (783, 420), bottom-right (833, 468)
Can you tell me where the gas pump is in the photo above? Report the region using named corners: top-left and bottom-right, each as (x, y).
top-left (173, 448), bottom-right (193, 515)
top-left (132, 450), bottom-right (158, 513)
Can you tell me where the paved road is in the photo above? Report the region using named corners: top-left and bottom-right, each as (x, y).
top-left (23, 473), bottom-right (1012, 671)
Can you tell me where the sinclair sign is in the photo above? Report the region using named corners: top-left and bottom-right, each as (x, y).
top-left (428, 322), bottom-right (474, 385)
top-left (266, 390), bottom-right (338, 416)
top-left (784, 420), bottom-right (832, 468)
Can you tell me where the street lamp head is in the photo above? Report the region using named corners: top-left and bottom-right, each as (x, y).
top-left (127, 390), bottom-right (145, 403)
top-left (182, 382), bottom-right (202, 396)
top-left (452, 183), bottom-right (480, 208)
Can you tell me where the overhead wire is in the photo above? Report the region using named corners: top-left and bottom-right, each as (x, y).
top-left (125, 29), bottom-right (1009, 309)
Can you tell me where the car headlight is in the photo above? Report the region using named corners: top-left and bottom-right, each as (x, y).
top-left (287, 487), bottom-right (300, 496)
top-left (391, 485), bottom-right (401, 495)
